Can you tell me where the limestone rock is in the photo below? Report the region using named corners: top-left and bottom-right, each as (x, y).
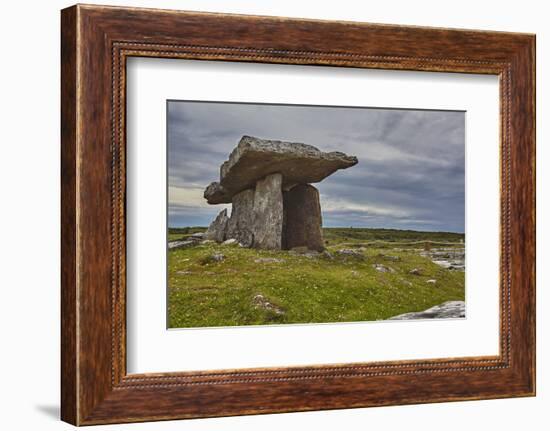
top-left (336, 249), bottom-right (365, 259)
top-left (205, 209), bottom-right (229, 242)
top-left (373, 264), bottom-right (395, 273)
top-left (389, 301), bottom-right (465, 320)
top-left (167, 240), bottom-right (196, 250)
top-left (253, 257), bottom-right (285, 264)
top-left (226, 188), bottom-right (255, 247)
top-left (204, 136), bottom-right (358, 204)
top-left (200, 252), bottom-right (225, 265)
top-left (282, 184), bottom-right (324, 251)
top-left (252, 173), bottom-right (283, 249)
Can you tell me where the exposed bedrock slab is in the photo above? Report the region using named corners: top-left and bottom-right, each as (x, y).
top-left (252, 173), bottom-right (283, 250)
top-left (226, 188), bottom-right (255, 247)
top-left (283, 184), bottom-right (324, 251)
top-left (389, 301), bottom-right (466, 320)
top-left (205, 209), bottom-right (229, 243)
top-left (204, 136), bottom-right (358, 204)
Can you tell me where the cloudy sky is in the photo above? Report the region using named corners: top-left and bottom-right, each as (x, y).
top-left (167, 101), bottom-right (465, 233)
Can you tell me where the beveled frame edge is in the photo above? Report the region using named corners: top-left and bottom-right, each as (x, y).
top-left (61, 4), bottom-right (535, 425)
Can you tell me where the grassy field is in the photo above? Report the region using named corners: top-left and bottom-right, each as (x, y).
top-left (167, 227), bottom-right (465, 328)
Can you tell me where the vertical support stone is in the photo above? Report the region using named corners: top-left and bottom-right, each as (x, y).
top-left (205, 208), bottom-right (229, 242)
top-left (226, 188), bottom-right (255, 247)
top-left (252, 173), bottom-right (283, 249)
top-left (283, 184), bottom-right (324, 251)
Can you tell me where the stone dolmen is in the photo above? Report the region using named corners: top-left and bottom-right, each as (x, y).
top-left (204, 136), bottom-right (358, 251)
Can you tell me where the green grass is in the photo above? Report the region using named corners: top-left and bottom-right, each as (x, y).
top-left (167, 227), bottom-right (465, 328)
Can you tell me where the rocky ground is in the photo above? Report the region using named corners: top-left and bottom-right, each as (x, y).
top-left (389, 300), bottom-right (465, 320)
top-left (419, 247), bottom-right (465, 271)
top-left (167, 228), bottom-right (466, 328)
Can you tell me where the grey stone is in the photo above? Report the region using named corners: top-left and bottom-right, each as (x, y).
top-left (426, 279), bottom-right (437, 284)
top-left (204, 136), bottom-right (357, 204)
top-left (409, 268), bottom-right (422, 275)
top-left (282, 184), bottom-right (324, 251)
top-left (226, 188), bottom-right (255, 247)
top-left (222, 238), bottom-right (238, 245)
top-left (168, 240), bottom-right (196, 250)
top-left (211, 253), bottom-right (225, 262)
top-left (253, 257), bottom-right (285, 264)
top-left (373, 264), bottom-right (395, 273)
top-left (336, 249), bottom-right (365, 259)
top-left (389, 301), bottom-right (465, 320)
top-left (200, 253), bottom-right (225, 265)
top-left (252, 294), bottom-right (285, 315)
top-left (205, 209), bottom-right (229, 242)
top-left (252, 173), bottom-right (283, 249)
top-left (322, 250), bottom-right (334, 260)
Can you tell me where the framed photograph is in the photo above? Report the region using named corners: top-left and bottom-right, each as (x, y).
top-left (61, 4), bottom-right (535, 425)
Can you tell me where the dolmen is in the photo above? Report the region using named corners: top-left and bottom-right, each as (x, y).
top-left (203, 136), bottom-right (358, 251)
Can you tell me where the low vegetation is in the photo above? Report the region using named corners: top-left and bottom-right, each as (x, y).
top-left (167, 227), bottom-right (465, 328)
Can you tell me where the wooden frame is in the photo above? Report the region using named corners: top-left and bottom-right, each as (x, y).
top-left (61, 4), bottom-right (535, 425)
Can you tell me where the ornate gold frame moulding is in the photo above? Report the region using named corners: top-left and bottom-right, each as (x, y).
top-left (61, 4), bottom-right (536, 425)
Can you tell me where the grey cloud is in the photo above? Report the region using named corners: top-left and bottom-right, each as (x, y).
top-left (167, 101), bottom-right (464, 232)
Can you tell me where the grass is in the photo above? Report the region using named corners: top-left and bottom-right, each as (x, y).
top-left (167, 227), bottom-right (465, 329)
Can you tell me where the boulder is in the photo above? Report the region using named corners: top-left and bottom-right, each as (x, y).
top-left (282, 184), bottom-right (324, 251)
top-left (205, 209), bottom-right (229, 242)
top-left (225, 188), bottom-right (255, 247)
top-left (204, 136), bottom-right (358, 204)
top-left (252, 173), bottom-right (283, 249)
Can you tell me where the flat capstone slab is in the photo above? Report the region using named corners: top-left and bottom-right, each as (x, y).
top-left (204, 135), bottom-right (358, 204)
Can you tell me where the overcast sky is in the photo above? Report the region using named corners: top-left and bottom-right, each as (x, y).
top-left (167, 101), bottom-right (465, 233)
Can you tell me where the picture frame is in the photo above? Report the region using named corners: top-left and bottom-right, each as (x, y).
top-left (61, 4), bottom-right (535, 425)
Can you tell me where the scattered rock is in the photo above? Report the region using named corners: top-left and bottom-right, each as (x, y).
top-left (200, 253), bottom-right (225, 265)
top-left (254, 257), bottom-right (285, 264)
top-left (373, 264), bottom-right (395, 273)
top-left (201, 239), bottom-right (215, 244)
top-left (420, 247), bottom-right (465, 271)
top-left (378, 254), bottom-right (401, 262)
top-left (336, 249), bottom-right (365, 259)
top-left (426, 279), bottom-right (437, 284)
top-left (211, 253), bottom-right (224, 262)
top-left (205, 209), bottom-right (229, 242)
top-left (321, 250), bottom-right (334, 260)
top-left (168, 240), bottom-right (196, 250)
top-left (189, 232), bottom-right (205, 239)
top-left (389, 301), bottom-right (465, 320)
top-left (176, 270), bottom-right (193, 275)
top-left (252, 294), bottom-right (285, 315)
top-left (409, 268), bottom-right (423, 276)
top-left (222, 238), bottom-right (238, 245)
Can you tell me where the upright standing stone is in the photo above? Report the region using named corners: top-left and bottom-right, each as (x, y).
top-left (252, 173), bottom-right (283, 249)
top-left (205, 209), bottom-right (229, 243)
top-left (283, 184), bottom-right (324, 251)
top-left (226, 188), bottom-right (255, 247)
